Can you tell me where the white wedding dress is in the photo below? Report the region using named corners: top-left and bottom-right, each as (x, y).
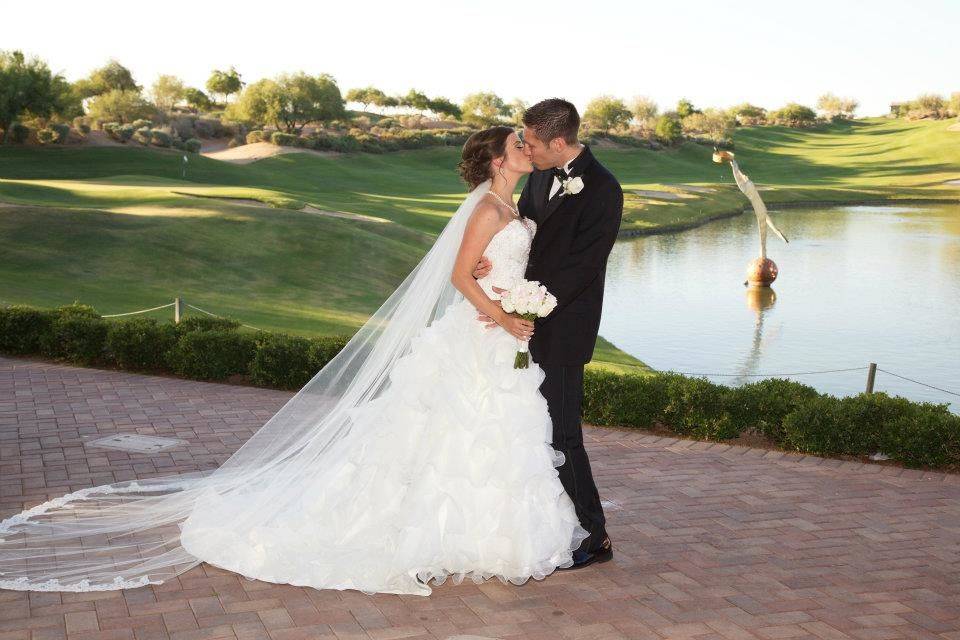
top-left (0, 181), bottom-right (588, 597)
top-left (177, 214), bottom-right (589, 595)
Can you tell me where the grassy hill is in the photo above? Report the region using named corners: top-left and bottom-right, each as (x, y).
top-left (1, 116), bottom-right (957, 372)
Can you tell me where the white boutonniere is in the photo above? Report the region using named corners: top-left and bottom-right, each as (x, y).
top-left (560, 175), bottom-right (584, 196)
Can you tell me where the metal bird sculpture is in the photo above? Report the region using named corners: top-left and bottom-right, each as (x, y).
top-left (713, 148), bottom-right (790, 286)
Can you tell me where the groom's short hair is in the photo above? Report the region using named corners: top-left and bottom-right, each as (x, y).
top-left (523, 98), bottom-right (579, 145)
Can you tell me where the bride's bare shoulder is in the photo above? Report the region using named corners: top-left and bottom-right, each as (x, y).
top-left (467, 200), bottom-right (503, 229)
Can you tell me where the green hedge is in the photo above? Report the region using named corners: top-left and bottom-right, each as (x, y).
top-left (1, 302), bottom-right (957, 471)
top-left (581, 367), bottom-right (959, 471)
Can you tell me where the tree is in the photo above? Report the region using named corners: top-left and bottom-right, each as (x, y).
top-left (345, 86), bottom-right (387, 111)
top-left (427, 96), bottom-right (461, 119)
top-left (681, 108), bottom-right (735, 142)
top-left (183, 88), bottom-right (213, 112)
top-left (461, 92), bottom-right (508, 126)
top-left (629, 96), bottom-right (658, 123)
top-left (654, 113), bottom-right (682, 144)
top-left (768, 103), bottom-right (818, 127)
top-left (583, 95), bottom-right (632, 131)
top-left (151, 74), bottom-right (185, 112)
top-left (226, 72), bottom-right (345, 133)
top-left (206, 67), bottom-right (243, 105)
top-left (816, 93), bottom-right (858, 120)
top-left (0, 50), bottom-right (80, 143)
top-left (728, 103), bottom-right (767, 126)
top-left (86, 89), bottom-right (155, 124)
top-left (506, 98), bottom-right (527, 126)
top-left (676, 98), bottom-right (700, 119)
top-left (74, 59), bottom-right (140, 99)
top-left (401, 89), bottom-right (431, 114)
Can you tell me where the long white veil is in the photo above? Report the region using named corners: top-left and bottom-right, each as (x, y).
top-left (0, 179), bottom-right (493, 592)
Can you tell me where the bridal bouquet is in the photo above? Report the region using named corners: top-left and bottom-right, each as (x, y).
top-left (499, 280), bottom-right (558, 369)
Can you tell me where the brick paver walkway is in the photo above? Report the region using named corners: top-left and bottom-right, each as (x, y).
top-left (1, 355), bottom-right (959, 640)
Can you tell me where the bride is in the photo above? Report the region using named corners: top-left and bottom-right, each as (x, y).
top-left (0, 125), bottom-right (589, 596)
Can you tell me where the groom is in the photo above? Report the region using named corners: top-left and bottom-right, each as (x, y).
top-left (474, 98), bottom-right (623, 568)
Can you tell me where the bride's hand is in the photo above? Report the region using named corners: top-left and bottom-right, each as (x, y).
top-left (498, 309), bottom-right (535, 341)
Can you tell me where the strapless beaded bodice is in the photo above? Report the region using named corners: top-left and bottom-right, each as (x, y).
top-left (477, 217), bottom-right (537, 299)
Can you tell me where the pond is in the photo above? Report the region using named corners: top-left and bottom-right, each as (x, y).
top-left (600, 203), bottom-right (960, 413)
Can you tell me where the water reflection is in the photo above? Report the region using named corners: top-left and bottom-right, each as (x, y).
top-left (601, 204), bottom-right (960, 412)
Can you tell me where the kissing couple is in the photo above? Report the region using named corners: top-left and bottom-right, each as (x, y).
top-left (0, 98), bottom-right (625, 596)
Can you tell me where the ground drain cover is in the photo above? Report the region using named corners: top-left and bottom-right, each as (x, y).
top-left (86, 433), bottom-right (186, 453)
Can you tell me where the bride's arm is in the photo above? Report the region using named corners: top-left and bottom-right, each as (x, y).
top-left (451, 204), bottom-right (534, 341)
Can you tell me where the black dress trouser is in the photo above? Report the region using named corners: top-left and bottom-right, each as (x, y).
top-left (538, 363), bottom-right (607, 552)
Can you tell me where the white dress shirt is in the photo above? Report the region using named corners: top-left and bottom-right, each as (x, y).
top-left (549, 148), bottom-right (585, 199)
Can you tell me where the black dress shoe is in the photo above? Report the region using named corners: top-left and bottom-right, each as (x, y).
top-left (558, 537), bottom-right (613, 571)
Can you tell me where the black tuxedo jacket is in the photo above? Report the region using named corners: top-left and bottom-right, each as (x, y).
top-left (518, 145), bottom-right (623, 366)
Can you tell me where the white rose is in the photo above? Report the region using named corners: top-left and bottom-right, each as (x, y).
top-left (501, 297), bottom-right (515, 313)
top-left (563, 176), bottom-right (584, 195)
top-left (538, 295), bottom-right (557, 317)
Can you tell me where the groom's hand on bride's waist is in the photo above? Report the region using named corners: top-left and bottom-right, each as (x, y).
top-left (472, 256), bottom-right (492, 279)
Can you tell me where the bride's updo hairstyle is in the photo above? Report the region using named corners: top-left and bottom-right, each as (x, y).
top-left (457, 125), bottom-right (515, 190)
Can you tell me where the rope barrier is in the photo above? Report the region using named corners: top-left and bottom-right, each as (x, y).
top-left (101, 302), bottom-right (175, 318)
top-left (877, 368), bottom-right (960, 398)
top-left (10, 299), bottom-right (958, 404)
top-left (185, 303), bottom-right (263, 331)
top-left (653, 366), bottom-right (870, 377)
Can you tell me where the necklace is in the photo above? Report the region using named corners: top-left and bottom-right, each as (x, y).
top-left (488, 191), bottom-right (519, 217)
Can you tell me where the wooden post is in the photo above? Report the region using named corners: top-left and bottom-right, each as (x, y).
top-left (865, 362), bottom-right (877, 393)
top-left (174, 297), bottom-right (183, 324)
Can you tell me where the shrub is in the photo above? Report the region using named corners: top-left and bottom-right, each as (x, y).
top-left (184, 138), bottom-right (202, 153)
top-left (308, 335), bottom-right (350, 370)
top-left (150, 130), bottom-right (172, 147)
top-left (250, 333), bottom-right (315, 389)
top-left (78, 123), bottom-right (91, 134)
top-left (132, 127), bottom-right (152, 145)
top-left (193, 117), bottom-right (229, 138)
top-left (768, 103), bottom-right (818, 127)
top-left (131, 118), bottom-right (153, 129)
top-left (724, 378), bottom-right (820, 443)
top-left (175, 315), bottom-right (240, 336)
top-left (51, 123), bottom-right (70, 143)
top-left (654, 114), bottom-right (682, 144)
top-left (583, 369), bottom-right (669, 429)
top-left (877, 402), bottom-right (960, 468)
top-left (270, 131), bottom-right (300, 147)
top-left (36, 128), bottom-right (58, 144)
top-left (782, 394), bottom-right (863, 456)
top-left (0, 305), bottom-right (55, 354)
top-left (39, 305), bottom-right (108, 365)
top-left (116, 124), bottom-right (135, 142)
top-left (167, 330), bottom-right (256, 381)
top-left (105, 317), bottom-right (177, 371)
top-left (660, 372), bottom-right (738, 439)
top-left (10, 122), bottom-right (30, 143)
top-left (246, 130), bottom-right (267, 144)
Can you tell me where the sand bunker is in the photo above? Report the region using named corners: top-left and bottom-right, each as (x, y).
top-left (632, 189), bottom-right (687, 200)
top-left (172, 191), bottom-right (388, 223)
top-left (202, 142), bottom-right (339, 164)
top-left (672, 184), bottom-right (716, 193)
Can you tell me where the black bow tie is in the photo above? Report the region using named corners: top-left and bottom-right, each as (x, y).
top-left (552, 167), bottom-right (569, 181)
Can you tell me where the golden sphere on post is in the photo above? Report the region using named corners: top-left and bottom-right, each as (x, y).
top-left (745, 257), bottom-right (778, 287)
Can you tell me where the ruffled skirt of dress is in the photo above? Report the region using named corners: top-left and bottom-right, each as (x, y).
top-left (178, 298), bottom-right (589, 595)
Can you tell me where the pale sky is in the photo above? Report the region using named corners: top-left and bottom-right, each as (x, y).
top-left (6, 0), bottom-right (956, 117)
